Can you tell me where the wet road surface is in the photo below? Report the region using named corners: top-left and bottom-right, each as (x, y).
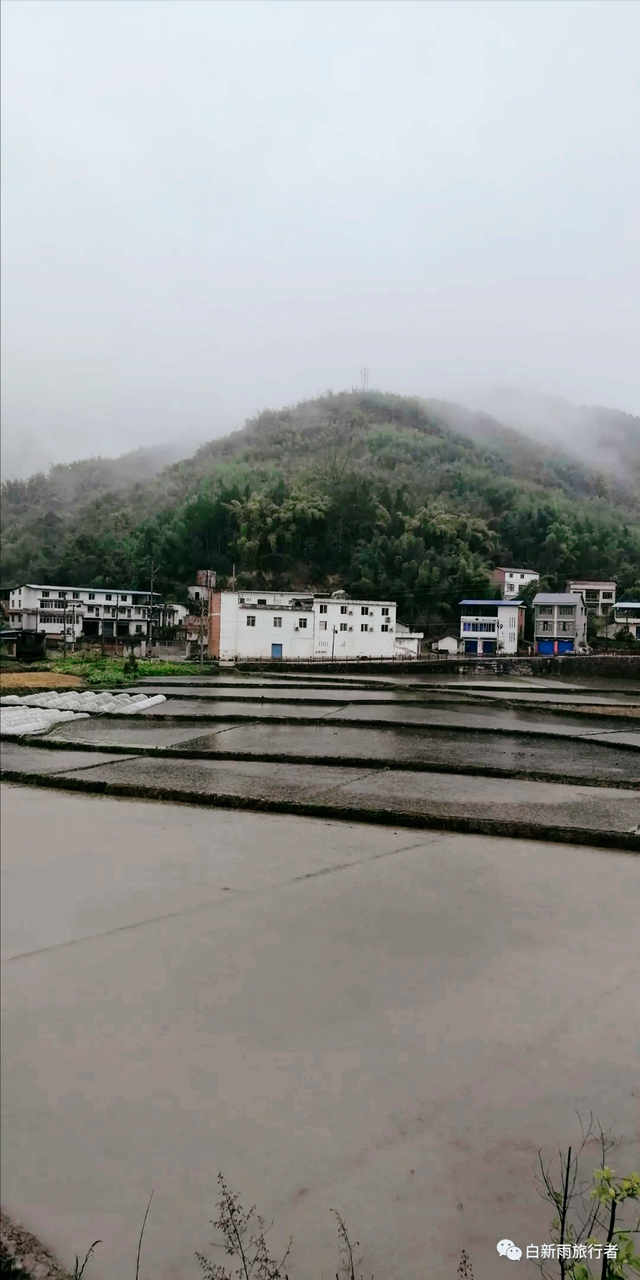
top-left (2, 786), bottom-right (639, 1280)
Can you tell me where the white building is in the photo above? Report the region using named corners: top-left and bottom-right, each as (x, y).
top-left (613, 600), bottom-right (640, 640)
top-left (491, 567), bottom-right (539, 599)
top-left (431, 635), bottom-right (459, 655)
top-left (566, 579), bottom-right (616, 616)
top-left (208, 590), bottom-right (422, 661)
top-left (459, 599), bottom-right (524, 655)
top-left (6, 583), bottom-right (161, 646)
top-left (533, 592), bottom-right (588, 654)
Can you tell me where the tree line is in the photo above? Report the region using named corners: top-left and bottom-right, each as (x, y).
top-left (2, 392), bottom-right (639, 635)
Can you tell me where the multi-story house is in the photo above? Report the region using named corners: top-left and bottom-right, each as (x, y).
top-left (458, 600), bottom-right (524, 655)
top-left (491, 567), bottom-right (540, 599)
top-left (207, 590), bottom-right (422, 661)
top-left (6, 583), bottom-right (162, 645)
top-left (566, 579), bottom-right (616, 616)
top-left (533, 592), bottom-right (587, 654)
top-left (614, 600), bottom-right (640, 640)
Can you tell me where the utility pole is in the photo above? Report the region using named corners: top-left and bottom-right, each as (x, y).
top-left (332, 625), bottom-right (337, 661)
top-left (199, 596), bottom-right (205, 668)
top-left (148, 560), bottom-right (159, 650)
top-left (231, 563), bottom-right (236, 593)
top-left (62, 593), bottom-right (67, 660)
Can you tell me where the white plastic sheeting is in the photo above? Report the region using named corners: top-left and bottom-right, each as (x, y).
top-left (0, 707), bottom-right (91, 736)
top-left (0, 690), bottom-right (167, 737)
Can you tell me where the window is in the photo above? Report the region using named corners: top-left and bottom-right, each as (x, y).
top-left (541, 621), bottom-right (550, 632)
top-left (88, 593), bottom-right (95, 600)
top-left (127, 609), bottom-right (131, 617)
top-left (538, 606), bottom-right (553, 616)
top-left (463, 623), bottom-right (473, 632)
top-left (72, 592), bottom-right (80, 599)
top-left (105, 594), bottom-right (112, 601)
top-left (136, 625), bottom-right (143, 634)
top-left (258, 598), bottom-right (266, 605)
top-left (319, 604), bottom-right (327, 614)
top-left (319, 620), bottom-right (327, 630)
top-left (41, 591), bottom-right (49, 598)
top-left (273, 617), bottom-right (282, 628)
top-left (340, 605), bottom-right (348, 614)
top-left (87, 606), bottom-right (94, 614)
top-left (340, 623), bottom-right (348, 631)
top-left (602, 592), bottom-right (613, 599)
top-left (381, 624), bottom-right (389, 632)
top-left (559, 606), bottom-right (575, 616)
top-left (381, 607), bottom-right (389, 616)
top-left (361, 623), bottom-right (369, 632)
top-left (246, 616), bottom-right (256, 627)
top-left (194, 591), bottom-right (200, 600)
top-left (121, 595), bottom-right (128, 603)
top-left (239, 597), bottom-right (245, 604)
top-left (561, 621), bottom-right (571, 632)
top-left (509, 631), bottom-right (516, 643)
top-left (298, 617), bottom-right (307, 629)
top-left (361, 606), bottom-right (369, 615)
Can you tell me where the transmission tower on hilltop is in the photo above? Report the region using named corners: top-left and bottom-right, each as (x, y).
top-left (360, 367), bottom-right (370, 391)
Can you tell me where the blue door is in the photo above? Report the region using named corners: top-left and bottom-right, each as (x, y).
top-left (537, 639), bottom-right (554, 654)
top-left (558, 639), bottom-right (574, 653)
top-left (271, 643), bottom-right (283, 660)
top-left (464, 640), bottom-right (478, 654)
top-left (483, 641), bottom-right (496, 655)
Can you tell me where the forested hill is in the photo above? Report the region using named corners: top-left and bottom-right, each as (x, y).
top-left (2, 391), bottom-right (639, 634)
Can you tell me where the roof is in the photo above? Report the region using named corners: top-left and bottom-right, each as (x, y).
top-left (567, 579), bottom-right (616, 587)
top-left (533, 592), bottom-right (583, 604)
top-left (11, 583), bottom-right (160, 595)
top-left (494, 567), bottom-right (539, 574)
top-left (229, 592), bottom-right (396, 606)
top-left (615, 600), bottom-right (640, 609)
top-left (459, 599), bottom-right (524, 606)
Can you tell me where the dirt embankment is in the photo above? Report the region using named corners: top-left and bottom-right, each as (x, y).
top-left (0, 672), bottom-right (85, 693)
top-left (0, 1211), bottom-right (71, 1280)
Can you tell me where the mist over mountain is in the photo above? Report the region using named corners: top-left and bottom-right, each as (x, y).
top-left (472, 389), bottom-right (640, 487)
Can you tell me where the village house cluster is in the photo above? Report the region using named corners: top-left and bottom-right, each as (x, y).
top-left (1, 567), bottom-right (637, 661)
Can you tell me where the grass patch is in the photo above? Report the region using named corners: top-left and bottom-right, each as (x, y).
top-left (47, 655), bottom-right (219, 687)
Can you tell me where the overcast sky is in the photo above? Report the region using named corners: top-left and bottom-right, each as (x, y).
top-left (2, 0), bottom-right (639, 478)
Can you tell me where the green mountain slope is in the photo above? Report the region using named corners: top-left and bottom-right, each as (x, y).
top-left (2, 391), bottom-right (639, 634)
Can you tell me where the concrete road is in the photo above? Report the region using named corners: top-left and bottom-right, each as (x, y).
top-left (2, 785), bottom-right (639, 1280)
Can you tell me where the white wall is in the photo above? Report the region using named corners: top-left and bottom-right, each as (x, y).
top-left (313, 599), bottom-right (397, 660)
top-left (502, 570), bottom-right (538, 598)
top-left (8, 584), bottom-right (156, 639)
top-left (218, 594), bottom-right (315, 661)
top-left (215, 593), bottom-right (400, 660)
top-left (433, 636), bottom-right (458, 653)
top-left (460, 606), bottom-right (519, 654)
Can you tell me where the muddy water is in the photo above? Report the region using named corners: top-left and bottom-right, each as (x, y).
top-left (2, 785), bottom-right (639, 1280)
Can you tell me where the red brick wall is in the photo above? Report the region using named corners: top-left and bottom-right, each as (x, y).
top-left (208, 591), bottom-right (221, 658)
